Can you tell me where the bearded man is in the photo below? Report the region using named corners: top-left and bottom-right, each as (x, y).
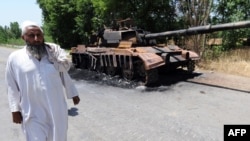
top-left (5, 21), bottom-right (80, 141)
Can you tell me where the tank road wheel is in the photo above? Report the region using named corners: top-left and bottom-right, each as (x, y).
top-left (96, 65), bottom-right (104, 73)
top-left (72, 54), bottom-right (84, 69)
top-left (122, 65), bottom-right (134, 81)
top-left (134, 61), bottom-right (146, 80)
top-left (71, 54), bottom-right (78, 68)
top-left (87, 57), bottom-right (93, 70)
top-left (95, 60), bottom-right (104, 73)
top-left (187, 60), bottom-right (195, 73)
top-left (79, 57), bottom-right (87, 69)
top-left (145, 69), bottom-right (159, 86)
top-left (106, 66), bottom-right (117, 76)
top-left (134, 61), bottom-right (158, 85)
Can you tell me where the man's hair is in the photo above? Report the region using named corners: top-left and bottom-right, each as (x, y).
top-left (21, 20), bottom-right (43, 35)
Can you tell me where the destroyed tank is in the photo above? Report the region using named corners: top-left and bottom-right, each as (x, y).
top-left (70, 19), bottom-right (250, 85)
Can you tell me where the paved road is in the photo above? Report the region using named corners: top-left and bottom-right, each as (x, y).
top-left (0, 46), bottom-right (250, 141)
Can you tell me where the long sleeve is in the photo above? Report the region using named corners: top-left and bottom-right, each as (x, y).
top-left (59, 72), bottom-right (79, 99)
top-left (5, 57), bottom-right (21, 112)
top-left (45, 42), bottom-right (71, 72)
top-left (45, 42), bottom-right (79, 99)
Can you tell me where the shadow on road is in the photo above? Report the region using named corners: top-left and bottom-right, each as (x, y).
top-left (158, 69), bottom-right (202, 86)
top-left (68, 67), bottom-right (250, 93)
top-left (68, 107), bottom-right (79, 116)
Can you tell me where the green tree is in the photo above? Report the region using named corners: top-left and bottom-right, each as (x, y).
top-left (0, 26), bottom-right (7, 43)
top-left (37, 0), bottom-right (250, 52)
top-left (104, 0), bottom-right (177, 32)
top-left (37, 0), bottom-right (180, 48)
top-left (37, 0), bottom-right (78, 48)
top-left (0, 23), bottom-right (21, 44)
top-left (74, 0), bottom-right (96, 43)
top-left (213, 0), bottom-right (250, 49)
top-left (37, 0), bottom-right (107, 48)
top-left (10, 22), bottom-right (21, 39)
top-left (177, 0), bottom-right (214, 55)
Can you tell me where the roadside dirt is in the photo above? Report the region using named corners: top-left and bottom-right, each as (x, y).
top-left (189, 69), bottom-right (250, 93)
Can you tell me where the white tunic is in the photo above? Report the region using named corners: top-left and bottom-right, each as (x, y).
top-left (5, 46), bottom-right (79, 141)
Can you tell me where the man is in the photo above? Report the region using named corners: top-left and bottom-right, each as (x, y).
top-left (5, 21), bottom-right (80, 141)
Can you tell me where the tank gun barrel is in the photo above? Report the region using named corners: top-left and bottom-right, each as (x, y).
top-left (144, 20), bottom-right (250, 39)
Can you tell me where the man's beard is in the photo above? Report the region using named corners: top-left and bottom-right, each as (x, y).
top-left (26, 42), bottom-right (47, 60)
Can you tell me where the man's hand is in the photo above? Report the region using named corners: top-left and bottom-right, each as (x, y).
top-left (12, 111), bottom-right (22, 124)
top-left (72, 96), bottom-right (80, 105)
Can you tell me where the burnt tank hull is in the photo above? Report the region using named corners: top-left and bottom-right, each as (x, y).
top-left (71, 42), bottom-right (199, 85)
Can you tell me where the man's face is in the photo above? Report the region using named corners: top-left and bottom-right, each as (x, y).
top-left (22, 26), bottom-right (44, 46)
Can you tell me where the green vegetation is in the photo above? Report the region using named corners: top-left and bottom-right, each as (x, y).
top-left (0, 22), bottom-right (21, 45)
top-left (36, 0), bottom-right (250, 53)
top-left (199, 48), bottom-right (250, 77)
top-left (1, 0), bottom-right (250, 58)
top-left (0, 22), bottom-right (54, 47)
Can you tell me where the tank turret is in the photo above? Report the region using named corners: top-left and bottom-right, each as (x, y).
top-left (94, 19), bottom-right (250, 47)
top-left (95, 18), bottom-right (157, 47)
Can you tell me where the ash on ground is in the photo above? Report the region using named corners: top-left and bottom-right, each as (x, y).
top-left (68, 66), bottom-right (202, 90)
top-left (68, 67), bottom-right (141, 89)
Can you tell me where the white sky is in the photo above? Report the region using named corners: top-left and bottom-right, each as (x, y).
top-left (0, 0), bottom-right (42, 27)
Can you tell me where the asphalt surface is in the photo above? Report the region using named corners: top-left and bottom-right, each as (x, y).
top-left (0, 46), bottom-right (250, 141)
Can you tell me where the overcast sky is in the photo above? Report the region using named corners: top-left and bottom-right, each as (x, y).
top-left (0, 0), bottom-right (42, 27)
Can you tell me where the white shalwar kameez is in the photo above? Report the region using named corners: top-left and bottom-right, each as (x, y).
top-left (5, 45), bottom-right (79, 141)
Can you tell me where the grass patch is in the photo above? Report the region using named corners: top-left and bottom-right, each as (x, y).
top-left (199, 47), bottom-right (250, 77)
